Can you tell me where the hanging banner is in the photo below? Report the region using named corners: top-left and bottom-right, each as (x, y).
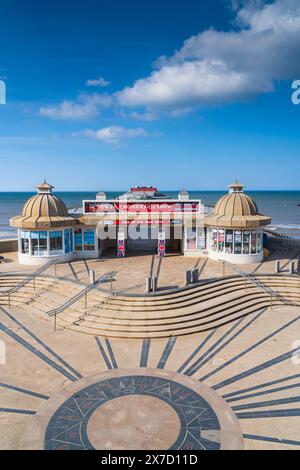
top-left (158, 230), bottom-right (166, 257)
top-left (117, 232), bottom-right (126, 258)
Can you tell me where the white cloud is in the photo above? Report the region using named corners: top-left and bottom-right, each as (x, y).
top-left (85, 77), bottom-right (110, 87)
top-left (116, 0), bottom-right (300, 113)
top-left (76, 126), bottom-right (150, 146)
top-left (119, 109), bottom-right (159, 121)
top-left (40, 93), bottom-right (111, 120)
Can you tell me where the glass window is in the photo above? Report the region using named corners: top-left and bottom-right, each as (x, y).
top-left (257, 231), bottom-right (262, 253)
top-left (64, 229), bottom-right (73, 254)
top-left (197, 228), bottom-right (206, 250)
top-left (225, 230), bottom-right (233, 254)
top-left (211, 229), bottom-right (218, 252)
top-left (50, 231), bottom-right (63, 252)
top-left (31, 231), bottom-right (48, 256)
top-left (84, 229), bottom-right (95, 251)
top-left (186, 227), bottom-right (197, 250)
top-left (251, 230), bottom-right (257, 254)
top-left (234, 230), bottom-right (242, 254)
top-left (243, 230), bottom-right (250, 254)
top-left (75, 228), bottom-right (83, 251)
top-left (218, 229), bottom-right (225, 252)
top-left (20, 230), bottom-right (30, 254)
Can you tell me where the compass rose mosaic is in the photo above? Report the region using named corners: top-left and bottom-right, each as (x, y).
top-left (21, 369), bottom-right (242, 450)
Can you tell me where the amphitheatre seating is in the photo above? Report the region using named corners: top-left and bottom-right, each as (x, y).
top-left (0, 273), bottom-right (299, 339)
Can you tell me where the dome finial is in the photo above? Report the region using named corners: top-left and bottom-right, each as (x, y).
top-left (36, 180), bottom-right (54, 194)
top-left (228, 180), bottom-right (244, 193)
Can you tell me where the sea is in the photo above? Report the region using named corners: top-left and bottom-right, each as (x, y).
top-left (1, 191), bottom-right (300, 239)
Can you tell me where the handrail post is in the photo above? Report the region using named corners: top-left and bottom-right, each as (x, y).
top-left (8, 293), bottom-right (10, 308)
top-left (270, 294), bottom-right (273, 309)
top-left (33, 276), bottom-right (36, 291)
top-left (85, 293), bottom-right (88, 309)
top-left (54, 313), bottom-right (57, 331)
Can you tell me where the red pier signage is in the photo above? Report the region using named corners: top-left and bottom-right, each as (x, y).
top-left (84, 201), bottom-right (200, 214)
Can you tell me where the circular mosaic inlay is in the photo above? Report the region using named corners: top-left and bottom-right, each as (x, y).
top-left (45, 375), bottom-right (222, 450)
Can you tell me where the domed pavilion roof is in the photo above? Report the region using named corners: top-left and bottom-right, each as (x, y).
top-left (205, 181), bottom-right (271, 229)
top-left (10, 181), bottom-right (79, 229)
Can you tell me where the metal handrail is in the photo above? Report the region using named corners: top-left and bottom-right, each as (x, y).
top-left (0, 260), bottom-right (55, 297)
top-left (220, 260), bottom-right (298, 307)
top-left (47, 271), bottom-right (118, 317)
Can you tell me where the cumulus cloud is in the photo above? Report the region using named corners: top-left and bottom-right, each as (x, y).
top-left (85, 77), bottom-right (110, 87)
top-left (76, 126), bottom-right (150, 146)
top-left (40, 93), bottom-right (111, 120)
top-left (116, 0), bottom-right (300, 113)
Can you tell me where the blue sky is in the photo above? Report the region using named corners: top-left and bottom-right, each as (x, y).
top-left (0, 0), bottom-right (299, 191)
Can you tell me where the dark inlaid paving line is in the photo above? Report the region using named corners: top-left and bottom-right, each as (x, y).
top-left (140, 339), bottom-right (151, 368)
top-left (243, 434), bottom-right (300, 447)
top-left (185, 317), bottom-right (247, 376)
top-left (0, 323), bottom-right (79, 382)
top-left (0, 383), bottom-right (49, 400)
top-left (105, 338), bottom-right (118, 369)
top-left (232, 395), bottom-right (300, 411)
top-left (186, 311), bottom-right (264, 377)
top-left (236, 408), bottom-right (300, 419)
top-left (223, 373), bottom-right (300, 399)
top-left (196, 311), bottom-right (266, 378)
top-left (95, 337), bottom-right (113, 370)
top-left (157, 337), bottom-right (177, 369)
top-left (213, 347), bottom-right (300, 391)
top-left (0, 306), bottom-right (82, 379)
top-left (199, 313), bottom-right (299, 382)
top-left (226, 382), bottom-right (300, 403)
top-left (0, 407), bottom-right (36, 415)
top-left (177, 328), bottom-right (217, 374)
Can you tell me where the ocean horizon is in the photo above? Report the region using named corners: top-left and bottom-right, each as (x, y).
top-left (1, 190), bottom-right (300, 240)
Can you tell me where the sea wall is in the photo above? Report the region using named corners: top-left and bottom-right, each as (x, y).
top-left (267, 236), bottom-right (300, 252)
top-left (0, 238), bottom-right (18, 253)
